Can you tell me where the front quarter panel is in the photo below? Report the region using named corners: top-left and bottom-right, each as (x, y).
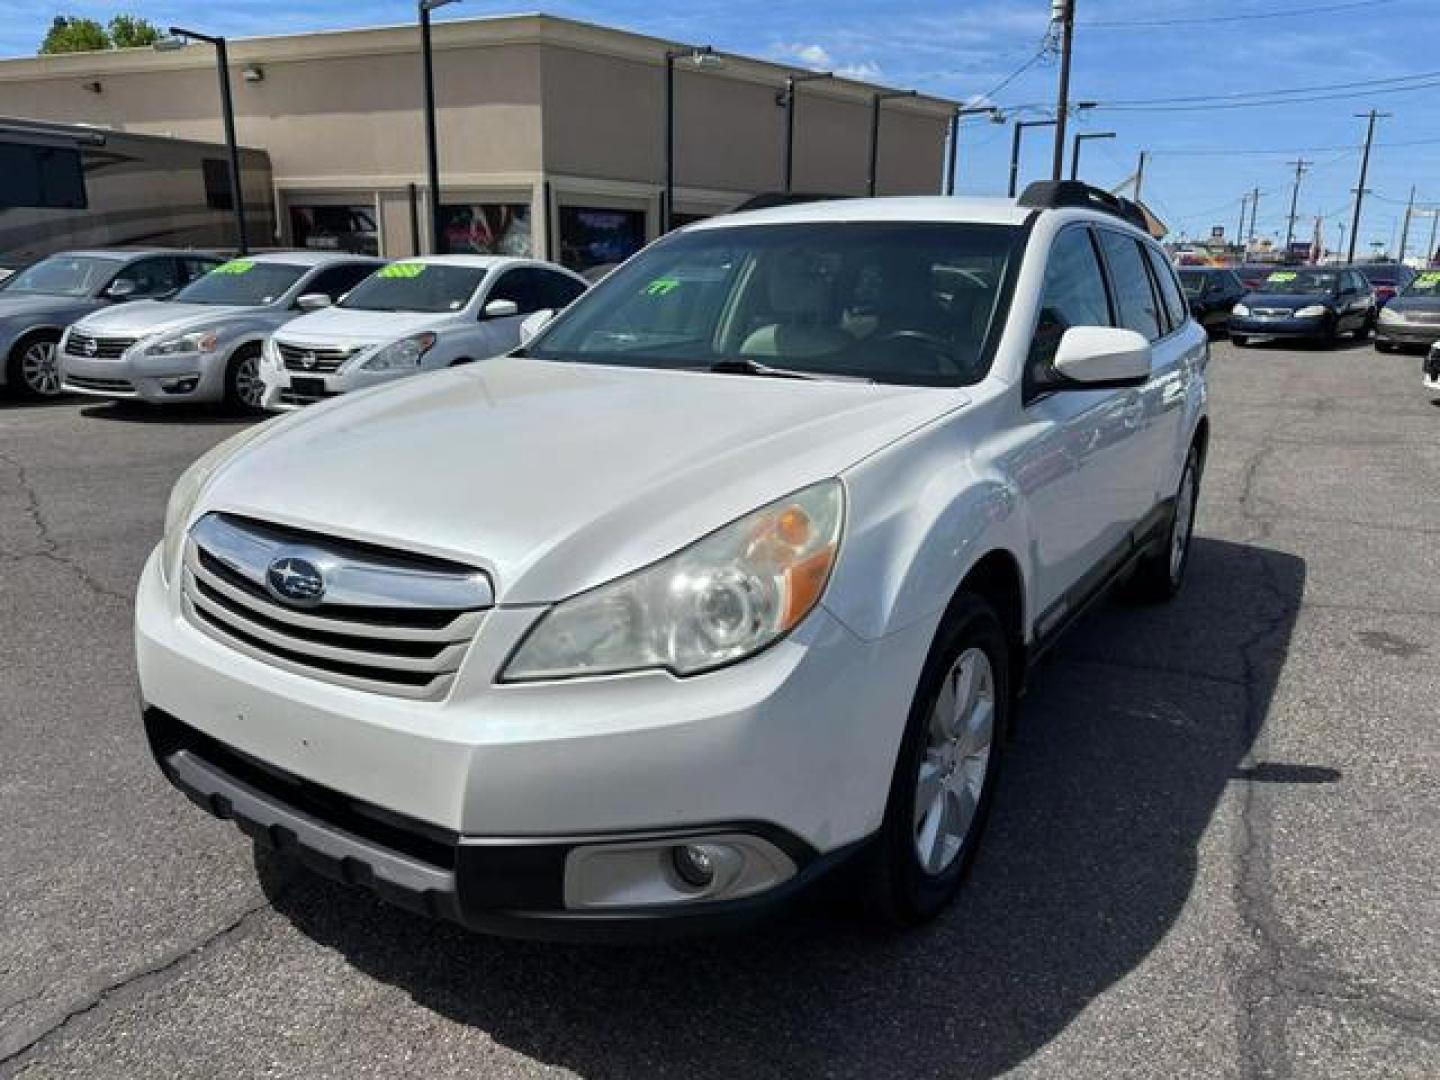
top-left (825, 394), bottom-right (1026, 644)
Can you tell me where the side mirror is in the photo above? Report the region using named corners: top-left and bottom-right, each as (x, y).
top-left (482, 298), bottom-right (520, 320)
top-left (518, 308), bottom-right (554, 345)
top-left (105, 278), bottom-right (137, 300)
top-left (295, 292), bottom-right (332, 312)
top-left (1052, 327), bottom-right (1151, 389)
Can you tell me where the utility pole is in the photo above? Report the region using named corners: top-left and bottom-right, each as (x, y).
top-left (1050, 0), bottom-right (1076, 181)
top-left (1283, 158), bottom-right (1311, 252)
top-left (1246, 186), bottom-right (1261, 246)
top-left (1133, 151), bottom-right (1147, 201)
top-left (1236, 194), bottom-right (1250, 259)
top-left (1429, 210), bottom-right (1440, 267)
top-left (1397, 185), bottom-right (1416, 265)
top-left (1347, 109), bottom-right (1388, 265)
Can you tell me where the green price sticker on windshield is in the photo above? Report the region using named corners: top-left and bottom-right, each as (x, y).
top-left (1417, 272), bottom-right (1440, 286)
top-left (378, 262), bottom-right (426, 279)
top-left (1267, 271), bottom-right (1297, 283)
top-left (213, 260), bottom-right (254, 275)
top-left (644, 277), bottom-right (680, 296)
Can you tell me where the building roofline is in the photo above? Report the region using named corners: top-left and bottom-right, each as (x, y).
top-left (0, 12), bottom-right (955, 117)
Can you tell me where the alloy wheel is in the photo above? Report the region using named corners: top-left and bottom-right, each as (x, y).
top-left (913, 646), bottom-right (995, 875)
top-left (20, 340), bottom-right (61, 397)
top-left (234, 354), bottom-right (264, 410)
top-left (1170, 459), bottom-right (1197, 583)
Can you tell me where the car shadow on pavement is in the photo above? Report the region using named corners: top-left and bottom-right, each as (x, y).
top-left (77, 401), bottom-right (258, 426)
top-left (257, 536), bottom-right (1308, 1080)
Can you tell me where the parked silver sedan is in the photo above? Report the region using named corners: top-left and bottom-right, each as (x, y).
top-left (59, 251), bottom-right (383, 412)
top-left (1, 249), bottom-right (220, 399)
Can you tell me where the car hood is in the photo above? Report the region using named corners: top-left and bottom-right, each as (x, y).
top-left (274, 306), bottom-right (458, 349)
top-left (0, 294), bottom-right (98, 324)
top-left (199, 357), bottom-right (965, 603)
top-left (1386, 296), bottom-right (1440, 316)
top-left (74, 300), bottom-right (251, 337)
top-left (1242, 292), bottom-right (1333, 310)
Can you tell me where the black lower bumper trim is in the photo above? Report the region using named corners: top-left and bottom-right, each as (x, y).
top-left (143, 707), bottom-right (842, 941)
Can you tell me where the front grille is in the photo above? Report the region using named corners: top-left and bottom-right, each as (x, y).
top-left (64, 375), bottom-right (135, 393)
top-left (181, 513), bottom-right (493, 701)
top-left (279, 387), bottom-right (339, 407)
top-left (1251, 308), bottom-right (1294, 319)
top-left (64, 331), bottom-right (137, 359)
top-left (277, 341), bottom-right (353, 373)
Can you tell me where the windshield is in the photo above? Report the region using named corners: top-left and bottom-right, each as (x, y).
top-left (339, 262), bottom-right (486, 313)
top-left (173, 260), bottom-right (307, 306)
top-left (1260, 269), bottom-right (1337, 295)
top-left (1, 255), bottom-right (117, 297)
top-left (1400, 270), bottom-right (1440, 298)
top-left (528, 222), bottom-right (1022, 386)
top-left (1179, 271), bottom-right (1209, 296)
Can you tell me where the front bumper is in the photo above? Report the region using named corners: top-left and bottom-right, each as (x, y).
top-left (1229, 315), bottom-right (1331, 341)
top-left (135, 546), bottom-right (928, 937)
top-left (59, 346), bottom-right (227, 403)
top-left (259, 360), bottom-right (407, 412)
top-left (1375, 321), bottom-right (1440, 348)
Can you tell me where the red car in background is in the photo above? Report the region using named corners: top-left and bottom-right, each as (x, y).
top-left (1357, 263), bottom-right (1416, 306)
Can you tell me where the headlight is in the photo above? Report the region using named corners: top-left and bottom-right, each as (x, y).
top-left (1293, 305), bottom-right (1328, 319)
top-left (504, 480), bottom-right (844, 681)
top-left (361, 332), bottom-right (437, 371)
top-left (1232, 303), bottom-right (1250, 317)
top-left (1379, 306), bottom-right (1402, 324)
top-left (160, 423), bottom-right (274, 583)
top-left (145, 328), bottom-right (219, 356)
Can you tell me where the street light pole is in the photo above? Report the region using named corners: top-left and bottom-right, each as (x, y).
top-left (1009, 118), bottom-right (1057, 198)
top-left (663, 45), bottom-right (718, 232)
top-left (419, 0), bottom-right (460, 255)
top-left (946, 105), bottom-right (1002, 195)
top-left (1133, 150), bottom-right (1147, 202)
top-left (867, 89), bottom-right (916, 197)
top-left (1069, 130), bottom-right (1114, 181)
top-left (780, 71), bottom-right (833, 192)
top-left (1050, 0), bottom-right (1077, 181)
top-left (1347, 109), bottom-right (1387, 265)
top-left (159, 28), bottom-right (247, 254)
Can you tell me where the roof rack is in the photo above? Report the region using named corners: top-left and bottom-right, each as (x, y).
top-left (732, 192), bottom-right (852, 213)
top-left (1017, 181), bottom-right (1150, 232)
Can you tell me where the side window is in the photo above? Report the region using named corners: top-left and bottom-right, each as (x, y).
top-left (487, 268), bottom-right (541, 314)
top-left (112, 257), bottom-right (180, 298)
top-left (1145, 244), bottom-right (1188, 332)
top-left (1097, 231), bottom-right (1163, 341)
top-left (536, 270), bottom-right (586, 310)
top-left (180, 257), bottom-right (217, 284)
top-left (304, 263), bottom-right (376, 301)
top-left (1029, 226), bottom-right (1113, 374)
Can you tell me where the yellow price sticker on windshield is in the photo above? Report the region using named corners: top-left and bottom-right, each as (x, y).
top-left (213, 260), bottom-right (254, 275)
top-left (1266, 271), bottom-right (1298, 283)
top-left (378, 262), bottom-right (426, 279)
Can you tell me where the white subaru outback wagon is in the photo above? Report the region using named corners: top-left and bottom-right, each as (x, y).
top-left (137, 182), bottom-right (1209, 939)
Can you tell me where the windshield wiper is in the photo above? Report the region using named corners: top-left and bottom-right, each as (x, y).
top-left (708, 358), bottom-right (830, 381)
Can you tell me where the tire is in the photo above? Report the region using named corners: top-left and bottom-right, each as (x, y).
top-left (1230, 334), bottom-right (1248, 348)
top-left (6, 332), bottom-right (63, 399)
top-left (1376, 340), bottom-right (1395, 354)
top-left (223, 345), bottom-right (265, 414)
top-left (863, 593), bottom-right (1010, 927)
top-left (1126, 444), bottom-right (1201, 604)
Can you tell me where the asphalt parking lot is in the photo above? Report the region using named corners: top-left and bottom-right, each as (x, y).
top-left (2, 340), bottom-right (1437, 1079)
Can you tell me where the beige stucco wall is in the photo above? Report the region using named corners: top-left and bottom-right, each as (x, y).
top-left (0, 14), bottom-right (953, 256)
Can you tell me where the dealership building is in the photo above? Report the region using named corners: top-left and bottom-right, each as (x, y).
top-left (0, 14), bottom-right (955, 270)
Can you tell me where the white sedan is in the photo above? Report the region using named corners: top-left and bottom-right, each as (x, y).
top-left (260, 255), bottom-right (586, 410)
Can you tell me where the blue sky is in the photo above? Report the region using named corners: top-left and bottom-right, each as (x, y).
top-left (6, 1), bottom-right (1438, 253)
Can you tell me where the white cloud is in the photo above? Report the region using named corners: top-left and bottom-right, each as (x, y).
top-left (771, 41), bottom-right (882, 82)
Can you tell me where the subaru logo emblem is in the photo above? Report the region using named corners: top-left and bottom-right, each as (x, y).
top-left (83, 336), bottom-right (98, 357)
top-left (265, 556), bottom-right (325, 606)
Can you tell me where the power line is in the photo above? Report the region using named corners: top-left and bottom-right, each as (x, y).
top-left (1095, 68), bottom-right (1440, 108)
top-left (1097, 77), bottom-right (1440, 113)
top-left (1081, 0), bottom-right (1394, 29)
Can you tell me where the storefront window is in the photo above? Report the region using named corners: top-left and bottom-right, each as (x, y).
top-left (559, 206), bottom-right (646, 274)
top-left (289, 204), bottom-right (379, 256)
top-left (439, 203), bottom-right (531, 256)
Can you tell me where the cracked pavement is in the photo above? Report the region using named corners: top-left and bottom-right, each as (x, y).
top-left (1, 345), bottom-right (1437, 1078)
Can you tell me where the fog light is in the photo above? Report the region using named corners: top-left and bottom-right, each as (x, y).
top-left (160, 377), bottom-right (199, 395)
top-left (672, 843), bottom-right (716, 888)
